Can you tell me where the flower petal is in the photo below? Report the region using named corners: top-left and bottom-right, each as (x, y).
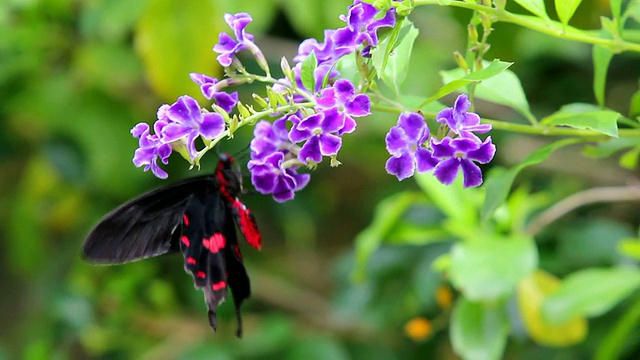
top-left (460, 159), bottom-right (483, 188)
top-left (334, 79), bottom-right (355, 102)
top-left (415, 147), bottom-right (438, 173)
top-left (385, 153), bottom-right (415, 181)
top-left (131, 123), bottom-right (149, 138)
top-left (433, 158), bottom-right (460, 185)
top-left (318, 133), bottom-right (342, 156)
top-left (431, 137), bottom-right (455, 158)
top-left (398, 112), bottom-right (427, 143)
top-left (167, 96), bottom-right (201, 125)
top-left (338, 115), bottom-right (357, 135)
top-left (161, 123), bottom-right (191, 143)
top-left (297, 113), bottom-right (323, 131)
top-left (385, 126), bottom-right (408, 156)
top-left (199, 113), bottom-right (225, 140)
top-left (212, 91), bottom-right (238, 113)
top-left (345, 94), bottom-right (371, 117)
top-left (298, 136), bottom-right (322, 163)
top-left (320, 107), bottom-right (345, 133)
top-left (466, 137), bottom-right (496, 163)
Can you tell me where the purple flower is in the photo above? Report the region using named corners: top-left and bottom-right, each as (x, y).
top-left (333, 1), bottom-right (396, 52)
top-left (250, 118), bottom-right (293, 161)
top-left (160, 96), bottom-right (226, 160)
top-left (431, 136), bottom-right (496, 188)
top-left (316, 79), bottom-right (370, 134)
top-left (436, 94), bottom-right (492, 140)
top-left (248, 152), bottom-right (310, 202)
top-left (385, 112), bottom-right (438, 181)
top-left (294, 29), bottom-right (354, 65)
top-left (289, 108), bottom-right (345, 164)
top-left (189, 73), bottom-right (239, 113)
top-left (213, 13), bottom-right (267, 71)
top-left (131, 122), bottom-right (172, 179)
top-left (248, 120), bottom-right (309, 202)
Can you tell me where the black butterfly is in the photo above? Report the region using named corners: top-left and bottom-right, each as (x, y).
top-left (83, 154), bottom-right (261, 337)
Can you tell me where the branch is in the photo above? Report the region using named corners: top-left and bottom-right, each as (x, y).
top-left (526, 185), bottom-right (640, 236)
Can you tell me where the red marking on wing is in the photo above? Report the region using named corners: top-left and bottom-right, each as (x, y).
top-left (212, 280), bottom-right (227, 291)
top-left (203, 233), bottom-right (226, 253)
top-left (213, 233), bottom-right (226, 249)
top-left (233, 201), bottom-right (262, 250)
top-left (183, 214), bottom-right (189, 226)
top-left (180, 235), bottom-right (190, 247)
top-left (196, 271), bottom-right (206, 278)
top-left (187, 257), bottom-right (197, 265)
top-left (234, 245), bottom-right (243, 259)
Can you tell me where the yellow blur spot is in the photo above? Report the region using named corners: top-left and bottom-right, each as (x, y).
top-left (517, 270), bottom-right (587, 346)
top-left (436, 285), bottom-right (453, 309)
top-left (404, 317), bottom-right (432, 342)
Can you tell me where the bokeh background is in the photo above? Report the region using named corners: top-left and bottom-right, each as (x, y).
top-left (2, 0), bottom-right (640, 359)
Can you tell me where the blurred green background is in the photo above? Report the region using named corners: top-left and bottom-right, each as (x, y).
top-left (2, 0), bottom-right (640, 359)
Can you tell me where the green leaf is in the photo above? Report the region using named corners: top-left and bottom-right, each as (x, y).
top-left (517, 270), bottom-right (587, 346)
top-left (582, 138), bottom-right (640, 158)
top-left (441, 64), bottom-right (533, 121)
top-left (618, 238), bottom-right (640, 260)
top-left (419, 60), bottom-right (513, 109)
top-left (629, 89), bottom-right (640, 118)
top-left (451, 298), bottom-right (509, 360)
top-left (371, 20), bottom-right (419, 95)
top-left (481, 138), bottom-right (584, 220)
top-left (352, 192), bottom-right (430, 282)
top-left (541, 103), bottom-right (620, 137)
top-left (286, 336), bottom-right (349, 360)
top-left (619, 147), bottom-right (640, 169)
top-left (513, 0), bottom-right (549, 20)
top-left (555, 0), bottom-right (583, 26)
top-left (611, 0), bottom-right (623, 20)
top-left (542, 268), bottom-right (640, 324)
top-left (593, 44), bottom-right (614, 108)
top-left (136, 0), bottom-right (222, 101)
top-left (623, 0), bottom-right (640, 24)
top-left (596, 294), bottom-right (640, 360)
top-left (449, 234), bottom-right (538, 301)
top-left (414, 172), bottom-right (479, 238)
top-left (300, 51), bottom-right (318, 94)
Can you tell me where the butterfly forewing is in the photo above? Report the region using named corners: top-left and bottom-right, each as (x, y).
top-left (83, 176), bottom-right (215, 264)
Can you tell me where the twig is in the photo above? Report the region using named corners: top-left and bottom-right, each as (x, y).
top-left (526, 185), bottom-right (640, 236)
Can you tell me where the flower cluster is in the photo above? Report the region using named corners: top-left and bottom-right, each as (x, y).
top-left (130, 0), bottom-right (498, 201)
top-left (244, 1), bottom-right (394, 201)
top-left (385, 94), bottom-right (496, 187)
top-left (132, 95), bottom-right (226, 178)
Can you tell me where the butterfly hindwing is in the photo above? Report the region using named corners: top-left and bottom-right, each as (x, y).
top-left (83, 176), bottom-right (214, 264)
top-left (180, 187), bottom-right (251, 336)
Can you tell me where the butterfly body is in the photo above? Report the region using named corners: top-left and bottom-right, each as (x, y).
top-left (83, 154), bottom-right (261, 337)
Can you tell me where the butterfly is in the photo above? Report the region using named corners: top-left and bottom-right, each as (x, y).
top-left (83, 153), bottom-right (261, 337)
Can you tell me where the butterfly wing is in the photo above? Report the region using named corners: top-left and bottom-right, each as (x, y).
top-left (180, 189), bottom-right (251, 336)
top-left (83, 176), bottom-right (213, 264)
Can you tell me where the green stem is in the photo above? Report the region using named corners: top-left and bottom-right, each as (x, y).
top-left (413, 0), bottom-right (640, 53)
top-left (484, 119), bottom-right (640, 137)
top-left (192, 101), bottom-right (315, 167)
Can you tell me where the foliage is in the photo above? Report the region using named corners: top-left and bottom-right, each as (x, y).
top-left (2, 0), bottom-right (640, 359)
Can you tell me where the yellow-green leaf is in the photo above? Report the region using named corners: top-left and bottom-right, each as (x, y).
top-left (136, 0), bottom-right (222, 101)
top-left (517, 270), bottom-right (587, 346)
